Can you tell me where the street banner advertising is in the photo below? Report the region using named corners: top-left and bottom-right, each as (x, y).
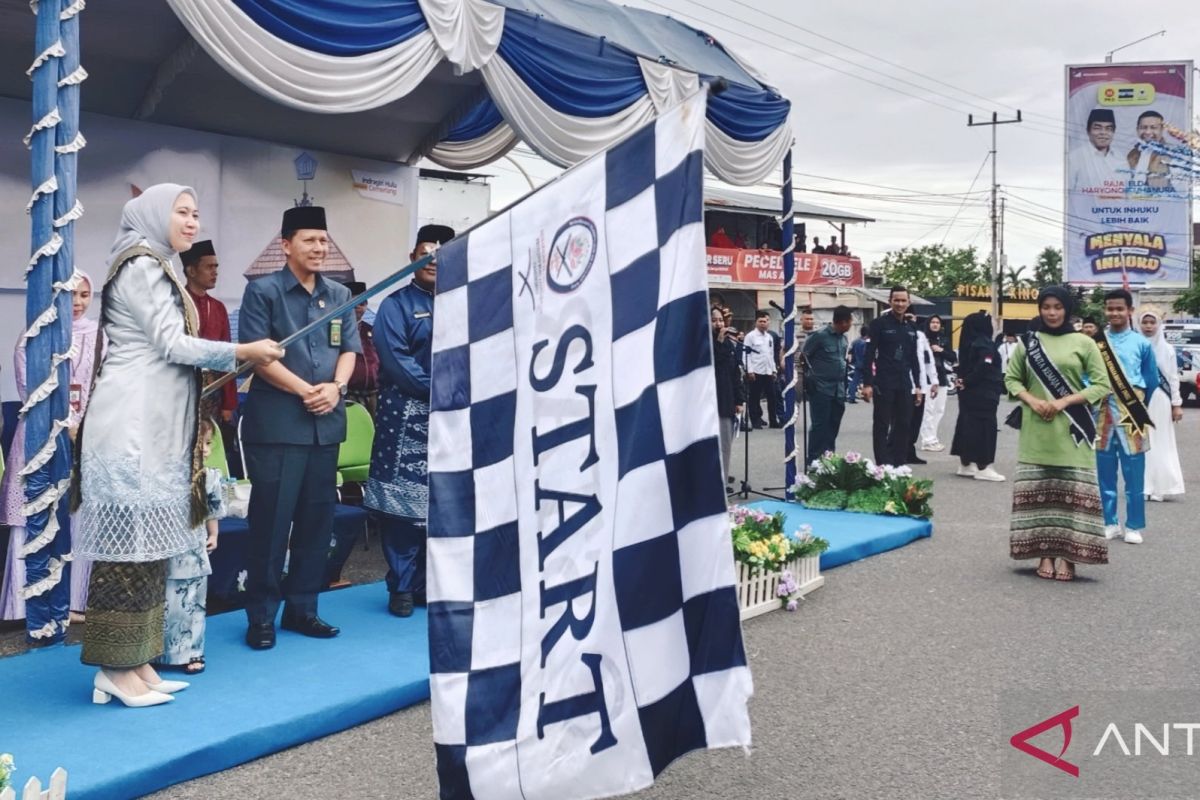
top-left (1064, 61), bottom-right (1194, 287)
top-left (707, 247), bottom-right (864, 287)
top-left (426, 92), bottom-right (752, 800)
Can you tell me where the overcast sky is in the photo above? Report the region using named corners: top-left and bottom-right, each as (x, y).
top-left (471, 0), bottom-right (1199, 274)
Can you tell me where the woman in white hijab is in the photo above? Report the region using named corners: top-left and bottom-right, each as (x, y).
top-left (1139, 311), bottom-right (1184, 501)
top-left (73, 183), bottom-right (282, 707)
top-left (0, 270), bottom-right (99, 625)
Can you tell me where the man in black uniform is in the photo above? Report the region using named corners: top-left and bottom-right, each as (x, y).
top-left (860, 286), bottom-right (922, 466)
top-left (238, 206), bottom-right (361, 649)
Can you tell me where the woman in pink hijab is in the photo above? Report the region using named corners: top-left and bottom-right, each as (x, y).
top-left (1, 270), bottom-right (99, 622)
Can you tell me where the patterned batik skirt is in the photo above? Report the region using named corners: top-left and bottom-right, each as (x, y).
top-left (80, 560), bottom-right (166, 668)
top-left (1009, 463), bottom-right (1108, 565)
top-left (363, 387), bottom-right (429, 521)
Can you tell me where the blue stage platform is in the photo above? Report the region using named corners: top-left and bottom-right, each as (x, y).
top-left (745, 501), bottom-right (932, 569)
top-left (0, 582), bottom-right (429, 799)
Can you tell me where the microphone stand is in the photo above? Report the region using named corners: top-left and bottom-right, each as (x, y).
top-left (735, 336), bottom-right (785, 502)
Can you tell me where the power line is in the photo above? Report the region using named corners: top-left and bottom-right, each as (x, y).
top-left (638, 0), bottom-right (1066, 138)
top-left (793, 186), bottom-right (990, 200)
top-left (941, 151), bottom-right (992, 245)
top-left (790, 171), bottom-right (994, 195)
top-left (667, 0), bottom-right (1060, 131)
top-left (639, 0), bottom-right (1066, 138)
top-left (711, 0), bottom-right (1066, 128)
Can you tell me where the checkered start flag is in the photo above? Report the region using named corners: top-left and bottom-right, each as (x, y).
top-left (426, 92), bottom-right (753, 800)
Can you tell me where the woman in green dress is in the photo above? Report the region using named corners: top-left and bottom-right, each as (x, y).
top-left (1005, 286), bottom-right (1111, 581)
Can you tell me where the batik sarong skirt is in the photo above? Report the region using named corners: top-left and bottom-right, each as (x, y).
top-left (80, 560), bottom-right (166, 667)
top-left (1009, 463), bottom-right (1107, 565)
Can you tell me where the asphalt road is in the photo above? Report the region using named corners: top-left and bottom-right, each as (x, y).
top-left (14, 396), bottom-right (1200, 799)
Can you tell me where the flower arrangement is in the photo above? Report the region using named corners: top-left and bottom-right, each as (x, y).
top-left (0, 753), bottom-right (15, 792)
top-left (774, 524), bottom-right (828, 610)
top-left (730, 508), bottom-right (829, 576)
top-left (792, 451), bottom-right (933, 518)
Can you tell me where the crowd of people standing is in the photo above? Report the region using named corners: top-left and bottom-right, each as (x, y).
top-left (710, 282), bottom-right (1188, 587)
top-left (0, 182), bottom-right (1191, 712)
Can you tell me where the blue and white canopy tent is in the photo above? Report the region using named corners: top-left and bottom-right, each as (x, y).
top-left (4, 0), bottom-right (802, 642)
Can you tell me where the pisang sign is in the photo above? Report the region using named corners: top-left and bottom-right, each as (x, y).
top-left (955, 283), bottom-right (1040, 301)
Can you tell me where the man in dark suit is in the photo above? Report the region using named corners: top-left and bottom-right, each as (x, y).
top-left (860, 286), bottom-right (923, 466)
top-left (238, 205), bottom-right (361, 649)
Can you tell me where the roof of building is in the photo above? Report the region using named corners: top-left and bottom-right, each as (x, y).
top-left (704, 186), bottom-right (876, 225)
top-left (855, 287), bottom-right (934, 307)
top-left (244, 234), bottom-right (355, 281)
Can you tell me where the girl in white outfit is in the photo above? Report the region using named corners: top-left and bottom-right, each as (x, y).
top-left (1139, 312), bottom-right (1184, 501)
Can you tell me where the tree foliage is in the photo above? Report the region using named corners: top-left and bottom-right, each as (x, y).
top-left (876, 245), bottom-right (988, 296)
top-left (1032, 247), bottom-right (1063, 287)
top-left (1070, 286), bottom-right (1108, 323)
top-left (1171, 252), bottom-right (1200, 317)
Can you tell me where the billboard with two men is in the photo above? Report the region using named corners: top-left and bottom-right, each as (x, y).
top-left (1065, 61), bottom-right (1194, 287)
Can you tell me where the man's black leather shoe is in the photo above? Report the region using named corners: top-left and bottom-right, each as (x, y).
top-left (280, 614), bottom-right (340, 638)
top-left (388, 592), bottom-right (415, 618)
top-left (246, 622), bottom-right (276, 650)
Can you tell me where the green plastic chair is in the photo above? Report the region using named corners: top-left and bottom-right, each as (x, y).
top-left (205, 420), bottom-right (231, 478)
top-left (337, 401), bottom-right (375, 485)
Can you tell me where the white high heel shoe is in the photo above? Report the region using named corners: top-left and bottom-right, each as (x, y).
top-left (92, 671), bottom-right (174, 708)
top-left (145, 678), bottom-right (190, 694)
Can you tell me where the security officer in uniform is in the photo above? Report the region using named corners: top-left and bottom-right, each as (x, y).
top-left (238, 205), bottom-right (361, 649)
top-left (860, 285), bottom-right (922, 466)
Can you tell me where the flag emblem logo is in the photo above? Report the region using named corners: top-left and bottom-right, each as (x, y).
top-left (547, 216), bottom-right (598, 293)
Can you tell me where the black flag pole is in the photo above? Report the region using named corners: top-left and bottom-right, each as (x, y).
top-left (201, 253), bottom-right (433, 399)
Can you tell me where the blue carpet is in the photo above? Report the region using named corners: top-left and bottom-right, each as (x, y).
top-left (745, 501), bottom-right (932, 569)
top-left (1, 582), bottom-right (430, 799)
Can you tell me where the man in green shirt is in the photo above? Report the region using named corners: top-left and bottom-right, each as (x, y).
top-left (803, 306), bottom-right (853, 463)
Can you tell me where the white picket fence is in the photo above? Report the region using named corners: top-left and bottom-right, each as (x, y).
top-left (0, 768), bottom-right (67, 800)
top-left (736, 555), bottom-right (824, 620)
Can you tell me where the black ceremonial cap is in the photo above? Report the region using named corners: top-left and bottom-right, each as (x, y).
top-left (282, 205), bottom-right (327, 235)
top-left (1086, 108), bottom-right (1116, 127)
top-left (180, 239), bottom-right (215, 266)
top-left (415, 224), bottom-right (455, 246)
top-left (344, 281), bottom-right (367, 295)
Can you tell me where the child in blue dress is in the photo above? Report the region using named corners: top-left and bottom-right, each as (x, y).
top-left (158, 418), bottom-right (225, 674)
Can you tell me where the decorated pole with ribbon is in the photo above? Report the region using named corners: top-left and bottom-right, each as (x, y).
top-left (20, 0), bottom-right (75, 643)
top-left (780, 149), bottom-right (800, 498)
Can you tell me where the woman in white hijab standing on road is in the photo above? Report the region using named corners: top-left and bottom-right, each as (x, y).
top-left (1139, 311), bottom-right (1184, 501)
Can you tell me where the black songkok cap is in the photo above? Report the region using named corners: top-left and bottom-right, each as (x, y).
top-left (415, 224), bottom-right (455, 247)
top-left (344, 281), bottom-right (367, 295)
top-left (1086, 108), bottom-right (1116, 128)
top-left (282, 206), bottom-right (327, 236)
top-left (181, 239), bottom-right (215, 267)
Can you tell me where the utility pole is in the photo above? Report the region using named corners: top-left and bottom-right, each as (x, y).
top-left (998, 196), bottom-right (1006, 318)
top-left (968, 111), bottom-right (1022, 324)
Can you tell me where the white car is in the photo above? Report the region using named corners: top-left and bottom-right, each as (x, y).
top-left (1164, 322), bottom-right (1200, 406)
top-left (1182, 350), bottom-right (1197, 406)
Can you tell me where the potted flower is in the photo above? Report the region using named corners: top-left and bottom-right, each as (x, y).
top-left (792, 451), bottom-right (933, 519)
top-left (730, 508), bottom-right (828, 620)
top-left (0, 754), bottom-right (14, 794)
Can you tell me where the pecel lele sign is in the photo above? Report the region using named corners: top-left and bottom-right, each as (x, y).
top-left (707, 247), bottom-right (864, 288)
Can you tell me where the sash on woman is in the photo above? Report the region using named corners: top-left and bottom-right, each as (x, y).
top-left (1013, 332), bottom-right (1098, 447)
